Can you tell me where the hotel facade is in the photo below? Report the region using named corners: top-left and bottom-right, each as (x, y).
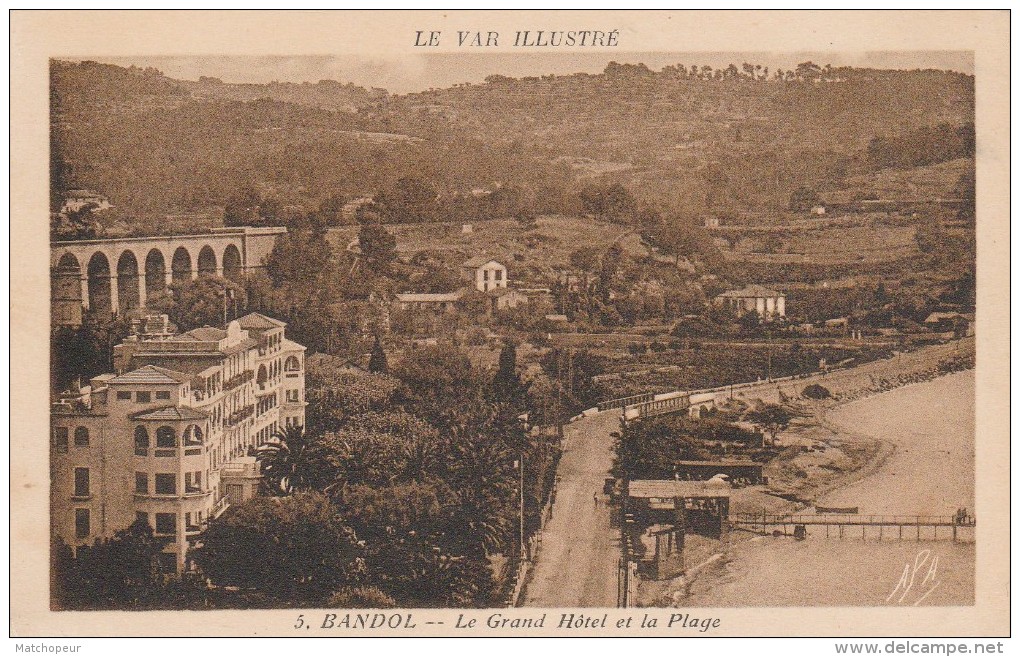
top-left (50, 312), bottom-right (306, 573)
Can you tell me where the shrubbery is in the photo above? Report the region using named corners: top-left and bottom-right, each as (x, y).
top-left (802, 383), bottom-right (832, 399)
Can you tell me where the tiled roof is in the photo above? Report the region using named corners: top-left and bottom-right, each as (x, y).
top-left (236, 312), bottom-right (286, 330)
top-left (396, 289), bottom-right (467, 303)
top-left (110, 365), bottom-right (189, 385)
top-left (717, 284), bottom-right (783, 299)
top-left (281, 338), bottom-right (306, 352)
top-left (461, 256), bottom-right (501, 268)
top-left (129, 405), bottom-right (209, 421)
top-left (178, 326), bottom-right (227, 341)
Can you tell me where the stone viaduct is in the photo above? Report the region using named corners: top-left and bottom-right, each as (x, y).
top-left (51, 226), bottom-right (286, 324)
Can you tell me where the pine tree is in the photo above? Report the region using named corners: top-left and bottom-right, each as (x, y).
top-left (368, 335), bottom-right (388, 373)
top-left (493, 341), bottom-right (526, 405)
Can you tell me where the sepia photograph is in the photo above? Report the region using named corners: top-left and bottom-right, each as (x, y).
top-left (10, 9), bottom-right (1010, 640)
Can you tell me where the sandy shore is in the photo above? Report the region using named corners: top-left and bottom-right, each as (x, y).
top-left (676, 369), bottom-right (975, 607)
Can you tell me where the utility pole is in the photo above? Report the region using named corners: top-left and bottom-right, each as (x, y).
top-left (517, 454), bottom-right (526, 561)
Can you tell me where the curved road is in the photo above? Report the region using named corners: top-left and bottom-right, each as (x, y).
top-left (522, 411), bottom-right (621, 607)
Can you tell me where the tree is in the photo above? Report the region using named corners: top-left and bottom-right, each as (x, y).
top-left (376, 176), bottom-right (438, 224)
top-left (223, 187), bottom-right (283, 227)
top-left (147, 275), bottom-right (246, 331)
top-left (492, 341), bottom-right (527, 406)
top-left (392, 344), bottom-right (499, 435)
top-left (305, 364), bottom-right (399, 434)
top-left (597, 243), bottom-right (623, 302)
top-left (615, 418), bottom-right (712, 480)
top-left (412, 266), bottom-right (461, 294)
top-left (53, 519), bottom-right (166, 609)
top-left (368, 335), bottom-right (388, 373)
top-left (317, 192), bottom-right (351, 226)
top-left (569, 246), bottom-right (602, 275)
top-left (653, 215), bottom-right (709, 266)
top-left (745, 404), bottom-right (793, 446)
top-left (256, 424), bottom-right (313, 495)
top-left (50, 311), bottom-right (132, 392)
top-left (358, 222), bottom-right (397, 273)
top-left (578, 183), bottom-right (636, 223)
top-left (788, 185), bottom-right (821, 211)
top-left (738, 309), bottom-right (762, 336)
top-left (194, 492), bottom-right (363, 604)
top-left (265, 224), bottom-right (337, 288)
top-left (795, 61), bottom-right (822, 81)
top-left (51, 202), bottom-right (105, 241)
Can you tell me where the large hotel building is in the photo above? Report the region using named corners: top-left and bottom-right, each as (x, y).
top-left (50, 312), bottom-right (306, 572)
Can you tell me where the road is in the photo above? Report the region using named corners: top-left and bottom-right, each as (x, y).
top-left (521, 411), bottom-right (621, 607)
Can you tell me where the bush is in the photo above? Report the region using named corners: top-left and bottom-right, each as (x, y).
top-left (802, 383), bottom-right (832, 400)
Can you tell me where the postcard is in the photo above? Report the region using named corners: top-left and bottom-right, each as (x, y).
top-left (10, 9), bottom-right (1009, 638)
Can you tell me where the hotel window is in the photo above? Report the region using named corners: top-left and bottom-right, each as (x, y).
top-left (53, 427), bottom-right (69, 452)
top-left (73, 467), bottom-right (90, 497)
top-left (155, 473), bottom-right (176, 495)
top-left (495, 269), bottom-right (503, 281)
top-left (135, 472), bottom-right (148, 494)
top-left (286, 389), bottom-right (300, 403)
top-left (74, 426), bottom-right (90, 447)
top-left (74, 508), bottom-right (90, 539)
top-left (185, 471), bottom-right (202, 493)
top-left (136, 391), bottom-right (151, 403)
top-left (183, 425), bottom-right (203, 446)
top-left (155, 513), bottom-right (175, 535)
top-left (134, 426), bottom-right (149, 454)
top-left (156, 391), bottom-right (171, 400)
top-left (155, 426), bottom-right (176, 448)
top-left (117, 391), bottom-right (132, 401)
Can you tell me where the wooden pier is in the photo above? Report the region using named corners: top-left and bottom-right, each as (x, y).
top-left (727, 513), bottom-right (976, 542)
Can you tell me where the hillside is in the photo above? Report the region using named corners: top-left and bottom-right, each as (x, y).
top-left (825, 157), bottom-right (973, 204)
top-left (393, 65), bottom-right (974, 210)
top-left (49, 60), bottom-right (574, 221)
top-left (327, 215), bottom-right (649, 282)
top-left (51, 59), bottom-right (974, 234)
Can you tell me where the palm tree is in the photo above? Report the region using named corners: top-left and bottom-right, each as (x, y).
top-left (256, 424), bottom-right (310, 495)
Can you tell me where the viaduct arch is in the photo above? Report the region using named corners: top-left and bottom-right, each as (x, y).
top-left (50, 227), bottom-right (285, 321)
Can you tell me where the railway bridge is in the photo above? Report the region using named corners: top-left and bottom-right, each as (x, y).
top-left (51, 226), bottom-right (286, 324)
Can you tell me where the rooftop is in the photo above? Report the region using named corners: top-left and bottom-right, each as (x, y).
top-left (129, 405), bottom-right (209, 421)
top-left (462, 256), bottom-right (502, 268)
top-left (395, 289), bottom-right (467, 303)
top-left (717, 284), bottom-right (784, 299)
top-left (110, 365), bottom-right (190, 386)
top-left (174, 326), bottom-right (227, 341)
top-left (628, 479), bottom-right (731, 499)
top-left (237, 312), bottom-right (287, 330)
top-left (281, 338), bottom-right (306, 352)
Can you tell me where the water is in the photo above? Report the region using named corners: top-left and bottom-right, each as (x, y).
top-left (684, 370), bottom-right (975, 607)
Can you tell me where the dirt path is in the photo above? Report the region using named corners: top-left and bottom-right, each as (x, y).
top-left (521, 412), bottom-right (621, 607)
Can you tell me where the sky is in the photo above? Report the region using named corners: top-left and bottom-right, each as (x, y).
top-left (85, 51), bottom-right (973, 95)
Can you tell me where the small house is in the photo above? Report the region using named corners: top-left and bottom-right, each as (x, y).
top-left (460, 257), bottom-right (508, 293)
top-left (714, 284), bottom-right (786, 319)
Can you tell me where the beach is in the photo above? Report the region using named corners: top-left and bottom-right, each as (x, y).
top-left (680, 369), bottom-right (975, 607)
